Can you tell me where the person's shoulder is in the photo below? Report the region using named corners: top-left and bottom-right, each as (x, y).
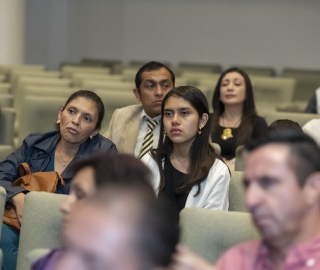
top-left (252, 115), bottom-right (267, 125)
top-left (114, 104), bottom-right (143, 116)
top-left (23, 131), bottom-right (59, 145)
top-left (92, 134), bottom-right (117, 149)
top-left (212, 158), bottom-right (229, 172)
top-left (303, 118), bottom-right (320, 127)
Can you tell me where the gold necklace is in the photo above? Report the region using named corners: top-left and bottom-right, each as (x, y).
top-left (221, 116), bottom-right (242, 140)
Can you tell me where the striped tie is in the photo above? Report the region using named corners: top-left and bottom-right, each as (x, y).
top-left (138, 119), bottom-right (158, 158)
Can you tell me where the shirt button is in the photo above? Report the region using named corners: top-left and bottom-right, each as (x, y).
top-left (306, 258), bottom-right (315, 267)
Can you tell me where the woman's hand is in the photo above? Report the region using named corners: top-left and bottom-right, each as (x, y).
top-left (11, 193), bottom-right (25, 225)
top-left (170, 245), bottom-right (216, 270)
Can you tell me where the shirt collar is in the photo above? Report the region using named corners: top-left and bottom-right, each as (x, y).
top-left (140, 109), bottom-right (161, 122)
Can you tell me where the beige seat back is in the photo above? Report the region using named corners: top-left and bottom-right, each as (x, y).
top-left (16, 192), bottom-right (67, 270)
top-left (229, 171), bottom-right (247, 212)
top-left (179, 208), bottom-right (259, 263)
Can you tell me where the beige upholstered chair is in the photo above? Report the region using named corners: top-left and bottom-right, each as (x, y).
top-left (235, 145), bottom-right (247, 172)
top-left (0, 186), bottom-right (6, 236)
top-left (16, 192), bottom-right (67, 270)
top-left (238, 66), bottom-right (276, 77)
top-left (229, 171), bottom-right (247, 212)
top-left (0, 107), bottom-right (16, 147)
top-left (0, 83), bottom-right (11, 94)
top-left (0, 145), bottom-right (14, 162)
top-left (250, 76), bottom-right (296, 112)
top-left (281, 69), bottom-right (320, 102)
top-left (0, 94), bottom-right (13, 107)
top-left (179, 208), bottom-right (259, 263)
top-left (17, 96), bottom-right (65, 147)
top-left (82, 80), bottom-right (134, 92)
top-left (179, 62), bottom-right (221, 73)
top-left (260, 111), bottom-right (320, 127)
top-left (60, 65), bottom-right (110, 78)
top-left (95, 89), bottom-right (140, 132)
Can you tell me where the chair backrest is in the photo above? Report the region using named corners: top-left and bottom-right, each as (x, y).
top-left (17, 96), bottom-right (65, 147)
top-left (260, 111), bottom-right (320, 127)
top-left (72, 73), bottom-right (123, 87)
top-left (250, 76), bottom-right (296, 107)
top-left (61, 65), bottom-right (110, 78)
top-left (95, 89), bottom-right (140, 131)
top-left (179, 62), bottom-right (222, 73)
top-left (82, 80), bottom-right (134, 92)
top-left (0, 93), bottom-right (13, 107)
top-left (0, 83), bottom-right (11, 93)
top-left (211, 142), bottom-right (221, 155)
top-left (237, 66), bottom-right (276, 77)
top-left (235, 145), bottom-right (247, 172)
top-left (179, 208), bottom-right (259, 264)
top-left (16, 192), bottom-right (67, 270)
top-left (0, 107), bottom-right (16, 146)
top-left (282, 68), bottom-right (320, 102)
top-left (0, 186), bottom-right (6, 237)
top-left (229, 171), bottom-right (247, 212)
top-left (0, 145), bottom-right (14, 162)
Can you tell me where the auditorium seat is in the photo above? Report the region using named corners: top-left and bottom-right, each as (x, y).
top-left (260, 111), bottom-right (320, 127)
top-left (0, 107), bottom-right (16, 147)
top-left (229, 171), bottom-right (247, 212)
top-left (0, 94), bottom-right (13, 107)
top-left (250, 76), bottom-right (296, 111)
top-left (16, 192), bottom-right (67, 270)
top-left (281, 68), bottom-right (320, 102)
top-left (179, 208), bottom-right (258, 264)
top-left (0, 83), bottom-right (11, 94)
top-left (17, 96), bottom-right (66, 147)
top-left (94, 89), bottom-right (140, 131)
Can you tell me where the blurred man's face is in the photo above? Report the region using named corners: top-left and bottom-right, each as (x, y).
top-left (55, 203), bottom-right (140, 270)
top-left (244, 144), bottom-right (310, 245)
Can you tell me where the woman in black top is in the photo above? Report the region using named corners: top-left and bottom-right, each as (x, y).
top-left (211, 67), bottom-right (268, 169)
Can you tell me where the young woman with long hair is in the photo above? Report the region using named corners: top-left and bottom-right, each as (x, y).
top-left (142, 86), bottom-right (230, 212)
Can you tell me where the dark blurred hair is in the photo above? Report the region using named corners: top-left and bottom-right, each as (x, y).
top-left (135, 61), bottom-right (175, 90)
top-left (70, 152), bottom-right (154, 191)
top-left (211, 67), bottom-right (257, 146)
top-left (152, 85), bottom-right (221, 196)
top-left (90, 187), bottom-right (178, 270)
top-left (246, 130), bottom-right (320, 187)
top-left (268, 119), bottom-right (302, 133)
top-left (56, 90), bottom-right (105, 131)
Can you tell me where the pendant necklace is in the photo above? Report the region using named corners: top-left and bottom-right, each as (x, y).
top-left (58, 147), bottom-right (76, 167)
top-left (221, 116), bottom-right (242, 140)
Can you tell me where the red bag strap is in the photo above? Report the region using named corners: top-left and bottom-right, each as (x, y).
top-left (18, 162), bottom-right (31, 176)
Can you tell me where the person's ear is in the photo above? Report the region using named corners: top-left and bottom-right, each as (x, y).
top-left (304, 172), bottom-right (320, 205)
top-left (57, 108), bottom-right (63, 122)
top-left (199, 113), bottom-right (209, 130)
top-left (133, 88), bottom-right (141, 101)
top-left (90, 129), bottom-right (100, 138)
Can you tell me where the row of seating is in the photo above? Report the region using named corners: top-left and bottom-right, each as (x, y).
top-left (0, 170), bottom-right (247, 270)
top-left (0, 64), bottom-right (319, 152)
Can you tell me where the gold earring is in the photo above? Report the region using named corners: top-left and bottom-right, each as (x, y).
top-left (198, 128), bottom-right (202, 135)
top-left (56, 119), bottom-right (60, 124)
top-left (89, 135), bottom-right (93, 139)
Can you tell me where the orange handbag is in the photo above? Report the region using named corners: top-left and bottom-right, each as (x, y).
top-left (3, 162), bottom-right (65, 232)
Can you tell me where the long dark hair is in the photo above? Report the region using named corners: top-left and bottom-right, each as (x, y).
top-left (211, 67), bottom-right (257, 146)
top-left (151, 86), bottom-right (219, 196)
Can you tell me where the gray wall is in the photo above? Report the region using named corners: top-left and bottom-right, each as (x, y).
top-left (25, 0), bottom-right (320, 72)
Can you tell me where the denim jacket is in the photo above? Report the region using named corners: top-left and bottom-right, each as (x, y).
top-left (0, 131), bottom-right (117, 203)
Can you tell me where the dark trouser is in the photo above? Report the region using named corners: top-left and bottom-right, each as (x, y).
top-left (1, 224), bottom-right (19, 270)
